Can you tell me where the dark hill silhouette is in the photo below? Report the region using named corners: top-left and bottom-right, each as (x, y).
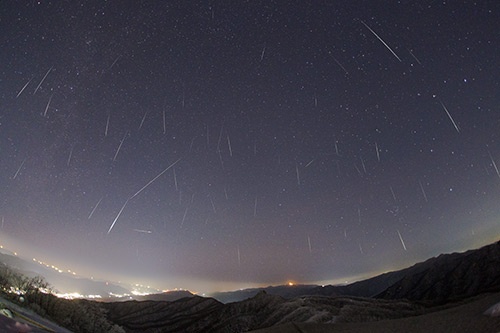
top-left (376, 240), bottom-right (500, 302)
top-left (212, 241), bottom-right (500, 305)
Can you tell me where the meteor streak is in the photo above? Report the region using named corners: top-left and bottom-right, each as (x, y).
top-left (397, 230), bottom-right (407, 251)
top-left (359, 20), bottom-right (402, 62)
top-left (13, 158), bottom-right (26, 179)
top-left (107, 198), bottom-right (130, 234)
top-left (34, 66), bottom-right (53, 94)
top-left (133, 229), bottom-right (152, 234)
top-left (16, 77), bottom-right (33, 98)
top-left (88, 197), bottom-right (103, 220)
top-left (438, 98), bottom-right (460, 133)
top-left (107, 159), bottom-right (181, 234)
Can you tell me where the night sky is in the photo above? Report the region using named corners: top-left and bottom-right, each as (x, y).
top-left (0, 1), bottom-right (499, 293)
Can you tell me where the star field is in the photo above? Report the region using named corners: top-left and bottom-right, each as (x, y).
top-left (0, 1), bottom-right (499, 292)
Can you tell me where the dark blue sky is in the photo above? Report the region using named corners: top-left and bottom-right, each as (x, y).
top-left (0, 1), bottom-right (499, 292)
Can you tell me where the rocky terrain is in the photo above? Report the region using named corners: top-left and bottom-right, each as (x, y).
top-left (250, 292), bottom-right (500, 333)
top-left (102, 291), bottom-right (430, 332)
top-left (99, 240), bottom-right (500, 332)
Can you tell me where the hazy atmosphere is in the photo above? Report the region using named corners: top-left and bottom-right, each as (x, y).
top-left (0, 1), bottom-right (499, 293)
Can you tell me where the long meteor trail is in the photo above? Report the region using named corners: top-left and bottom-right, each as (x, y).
top-left (131, 158), bottom-right (181, 199)
top-left (107, 158), bottom-right (182, 234)
top-left (359, 20), bottom-right (402, 62)
top-left (16, 77), bottom-right (33, 98)
top-left (13, 158), bottom-right (26, 179)
top-left (88, 197), bottom-right (103, 220)
top-left (438, 98), bottom-right (460, 133)
top-left (397, 229), bottom-right (407, 251)
top-left (107, 198), bottom-right (130, 234)
top-left (34, 66), bottom-right (53, 94)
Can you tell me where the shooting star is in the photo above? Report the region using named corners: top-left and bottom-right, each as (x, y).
top-left (133, 229), bottom-right (152, 234)
top-left (67, 146), bottom-right (74, 166)
top-left (88, 197), bottom-right (103, 220)
top-left (260, 46), bottom-right (266, 61)
top-left (237, 246), bottom-right (241, 266)
top-left (210, 197), bottom-right (216, 213)
top-left (354, 163), bottom-right (363, 177)
top-left (359, 242), bottom-right (364, 254)
top-left (389, 186), bottom-right (397, 202)
top-left (307, 236), bottom-right (312, 253)
top-left (359, 20), bottom-right (402, 62)
top-left (189, 136), bottom-right (196, 152)
top-left (33, 66), bottom-right (53, 94)
top-left (419, 180), bottom-right (428, 202)
top-left (305, 159), bottom-right (315, 168)
top-left (16, 77), bottom-right (33, 98)
top-left (360, 156), bottom-right (367, 173)
top-left (43, 93), bottom-right (54, 117)
top-left (227, 135), bottom-right (233, 157)
top-left (113, 132), bottom-right (128, 161)
top-left (375, 142), bottom-right (380, 162)
top-left (107, 198), bottom-right (130, 234)
top-left (488, 150), bottom-right (500, 180)
top-left (218, 150), bottom-right (225, 170)
top-left (1, 217), bottom-right (3, 229)
top-left (407, 49), bottom-right (422, 65)
top-left (438, 98), bottom-right (460, 133)
top-left (131, 158), bottom-right (181, 199)
top-left (180, 207), bottom-right (188, 227)
top-left (108, 159), bottom-right (181, 234)
top-left (105, 114), bottom-right (110, 137)
top-left (173, 167), bottom-right (178, 191)
top-left (139, 111), bottom-right (148, 130)
top-left (108, 55), bottom-right (121, 71)
top-left (328, 53), bottom-right (349, 75)
top-left (13, 158), bottom-right (26, 179)
top-left (397, 229), bottom-right (407, 251)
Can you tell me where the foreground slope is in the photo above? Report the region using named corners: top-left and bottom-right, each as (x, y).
top-left (250, 292), bottom-right (500, 333)
top-left (103, 291), bottom-right (428, 332)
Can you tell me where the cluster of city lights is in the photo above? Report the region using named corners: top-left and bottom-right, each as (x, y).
top-left (1, 244), bottom-right (196, 300)
top-left (32, 258), bottom-right (77, 276)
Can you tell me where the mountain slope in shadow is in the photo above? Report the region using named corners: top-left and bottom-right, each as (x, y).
top-left (101, 240), bottom-right (500, 332)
